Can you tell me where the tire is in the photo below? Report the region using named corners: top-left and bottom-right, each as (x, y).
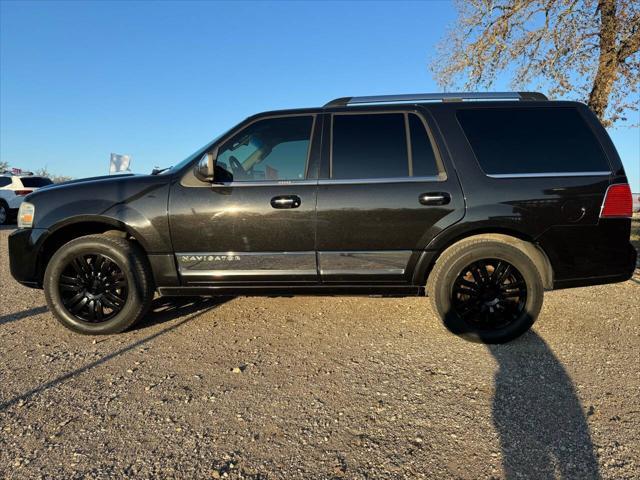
top-left (0, 201), bottom-right (8, 225)
top-left (44, 234), bottom-right (155, 334)
top-left (427, 235), bottom-right (544, 344)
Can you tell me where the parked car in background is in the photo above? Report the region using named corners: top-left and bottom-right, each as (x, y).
top-left (7, 92), bottom-right (637, 343)
top-left (633, 192), bottom-right (640, 213)
top-left (0, 171), bottom-right (53, 225)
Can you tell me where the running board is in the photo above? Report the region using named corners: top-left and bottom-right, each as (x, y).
top-left (158, 285), bottom-right (425, 297)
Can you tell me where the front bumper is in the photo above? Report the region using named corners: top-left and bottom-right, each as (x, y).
top-left (8, 228), bottom-right (49, 288)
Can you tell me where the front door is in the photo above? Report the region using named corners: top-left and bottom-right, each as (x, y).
top-left (316, 110), bottom-right (464, 283)
top-left (169, 114), bottom-right (320, 285)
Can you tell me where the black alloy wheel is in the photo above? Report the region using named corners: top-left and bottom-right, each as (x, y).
top-left (44, 234), bottom-right (154, 334)
top-left (58, 253), bottom-right (128, 322)
top-left (451, 259), bottom-right (527, 330)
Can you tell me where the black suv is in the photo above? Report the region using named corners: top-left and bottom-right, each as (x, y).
top-left (8, 92), bottom-right (636, 343)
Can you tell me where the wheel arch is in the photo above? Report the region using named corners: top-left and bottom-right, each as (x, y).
top-left (37, 217), bottom-right (146, 284)
top-left (414, 227), bottom-right (554, 290)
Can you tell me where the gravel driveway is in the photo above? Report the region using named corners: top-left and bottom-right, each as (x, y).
top-left (1, 225), bottom-right (639, 479)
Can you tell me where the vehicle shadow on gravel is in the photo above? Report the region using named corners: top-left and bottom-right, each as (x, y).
top-left (131, 295), bottom-right (234, 331)
top-left (488, 331), bottom-right (600, 479)
top-left (0, 305), bottom-right (48, 325)
top-left (0, 296), bottom-right (231, 412)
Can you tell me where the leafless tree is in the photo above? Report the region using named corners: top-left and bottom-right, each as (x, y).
top-left (431, 0), bottom-right (639, 126)
top-left (35, 167), bottom-right (72, 183)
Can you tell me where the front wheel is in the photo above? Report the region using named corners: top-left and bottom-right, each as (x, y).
top-left (427, 236), bottom-right (544, 343)
top-left (44, 234), bottom-right (155, 334)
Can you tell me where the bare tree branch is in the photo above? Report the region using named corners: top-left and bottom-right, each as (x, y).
top-left (431, 0), bottom-right (639, 126)
top-left (618, 27), bottom-right (640, 61)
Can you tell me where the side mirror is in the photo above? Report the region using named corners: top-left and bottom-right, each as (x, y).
top-left (194, 151), bottom-right (216, 182)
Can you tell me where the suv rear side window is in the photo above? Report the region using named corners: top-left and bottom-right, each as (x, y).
top-left (332, 113), bottom-right (408, 179)
top-left (409, 114), bottom-right (439, 177)
top-left (457, 107), bottom-right (610, 176)
top-left (331, 113), bottom-right (440, 180)
top-left (0, 177), bottom-right (11, 187)
top-left (20, 177), bottom-right (53, 188)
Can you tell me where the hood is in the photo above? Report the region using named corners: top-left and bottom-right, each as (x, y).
top-left (39, 173), bottom-right (139, 191)
top-left (24, 173), bottom-right (169, 207)
top-left (23, 172), bottom-right (172, 231)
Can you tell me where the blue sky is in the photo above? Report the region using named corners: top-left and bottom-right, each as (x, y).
top-left (1, 0), bottom-right (638, 189)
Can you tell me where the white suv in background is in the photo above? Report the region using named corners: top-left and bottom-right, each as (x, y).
top-left (0, 172), bottom-right (53, 225)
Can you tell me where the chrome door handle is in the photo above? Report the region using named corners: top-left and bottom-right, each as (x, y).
top-left (271, 195), bottom-right (301, 209)
top-left (419, 192), bottom-right (451, 206)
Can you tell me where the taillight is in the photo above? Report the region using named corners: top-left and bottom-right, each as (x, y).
top-left (14, 190), bottom-right (32, 196)
top-left (600, 183), bottom-right (632, 218)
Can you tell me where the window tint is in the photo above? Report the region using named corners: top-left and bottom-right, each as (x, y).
top-left (0, 177), bottom-right (11, 187)
top-left (409, 114), bottom-right (439, 177)
top-left (457, 107), bottom-right (610, 175)
top-left (20, 177), bottom-right (53, 187)
top-left (216, 116), bottom-right (313, 182)
top-left (332, 113), bottom-right (408, 179)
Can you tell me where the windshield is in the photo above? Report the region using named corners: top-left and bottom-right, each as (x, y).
top-left (160, 129), bottom-right (230, 174)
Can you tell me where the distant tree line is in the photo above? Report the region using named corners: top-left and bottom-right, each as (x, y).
top-left (34, 168), bottom-right (73, 184)
top-left (0, 161), bottom-right (72, 183)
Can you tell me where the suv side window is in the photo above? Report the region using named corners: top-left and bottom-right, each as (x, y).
top-left (457, 107), bottom-right (611, 176)
top-left (20, 177), bottom-right (53, 188)
top-left (0, 177), bottom-right (11, 187)
top-left (409, 114), bottom-right (439, 177)
top-left (332, 113), bottom-right (408, 179)
top-left (331, 113), bottom-right (441, 180)
top-left (216, 115), bottom-right (314, 182)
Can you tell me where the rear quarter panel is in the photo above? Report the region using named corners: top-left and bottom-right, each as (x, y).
top-left (425, 101), bottom-right (632, 283)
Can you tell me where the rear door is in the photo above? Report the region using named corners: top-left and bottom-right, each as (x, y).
top-left (315, 109), bottom-right (464, 283)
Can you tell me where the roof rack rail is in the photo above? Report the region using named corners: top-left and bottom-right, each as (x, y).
top-left (323, 91), bottom-right (547, 107)
top-left (1, 169), bottom-right (34, 176)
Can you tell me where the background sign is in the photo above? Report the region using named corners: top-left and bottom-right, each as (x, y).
top-left (109, 153), bottom-right (131, 174)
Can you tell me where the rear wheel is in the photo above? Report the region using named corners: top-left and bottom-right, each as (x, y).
top-left (427, 236), bottom-right (544, 343)
top-left (44, 234), bottom-right (154, 334)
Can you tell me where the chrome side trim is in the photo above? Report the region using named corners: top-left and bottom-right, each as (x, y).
top-left (318, 251), bottom-right (412, 275)
top-left (177, 251), bottom-right (316, 274)
top-left (318, 175), bottom-right (444, 186)
top-left (210, 180), bottom-right (318, 187)
top-left (487, 171), bottom-right (610, 179)
top-left (180, 269), bottom-right (317, 277)
top-left (320, 269), bottom-right (406, 276)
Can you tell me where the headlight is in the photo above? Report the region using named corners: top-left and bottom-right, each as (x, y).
top-left (18, 202), bottom-right (35, 228)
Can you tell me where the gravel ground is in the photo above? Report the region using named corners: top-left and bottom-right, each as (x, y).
top-left (1, 225), bottom-right (639, 479)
